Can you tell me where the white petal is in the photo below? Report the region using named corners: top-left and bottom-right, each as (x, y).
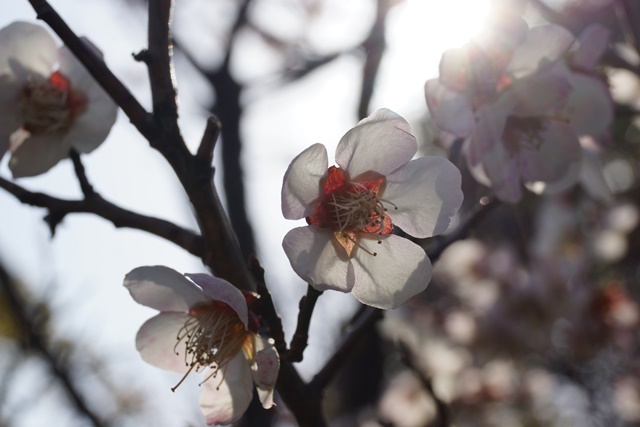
top-left (200, 352), bottom-right (253, 426)
top-left (572, 23), bottom-right (609, 70)
top-left (425, 79), bottom-right (475, 137)
top-left (335, 108), bottom-right (417, 178)
top-left (517, 121), bottom-right (581, 183)
top-left (124, 266), bottom-right (207, 312)
top-left (465, 95), bottom-right (514, 167)
top-left (566, 73), bottom-right (613, 139)
top-left (350, 235), bottom-right (432, 309)
top-left (0, 22), bottom-right (57, 80)
top-left (281, 143), bottom-right (328, 220)
top-left (579, 146), bottom-right (613, 203)
top-left (57, 41), bottom-right (117, 153)
top-left (136, 312), bottom-right (192, 374)
top-left (507, 25), bottom-right (574, 78)
top-left (282, 226), bottom-right (353, 293)
top-left (185, 273), bottom-right (249, 328)
top-left (251, 336), bottom-right (279, 409)
top-left (9, 133), bottom-right (70, 178)
top-left (385, 156), bottom-right (463, 238)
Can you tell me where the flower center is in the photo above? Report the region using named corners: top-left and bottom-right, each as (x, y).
top-left (172, 301), bottom-right (253, 391)
top-left (17, 71), bottom-right (87, 136)
top-left (307, 166), bottom-right (396, 257)
top-left (502, 115), bottom-right (547, 155)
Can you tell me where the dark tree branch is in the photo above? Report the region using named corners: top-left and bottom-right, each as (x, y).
top-left (286, 285), bottom-right (323, 362)
top-left (249, 256), bottom-right (287, 355)
top-left (0, 262), bottom-right (106, 427)
top-left (0, 177), bottom-right (205, 257)
top-left (197, 116), bottom-right (222, 164)
top-left (358, 0), bottom-right (390, 120)
top-left (69, 150), bottom-right (95, 197)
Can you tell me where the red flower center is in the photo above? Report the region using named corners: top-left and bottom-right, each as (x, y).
top-left (306, 166), bottom-right (395, 257)
top-left (18, 71), bottom-right (88, 135)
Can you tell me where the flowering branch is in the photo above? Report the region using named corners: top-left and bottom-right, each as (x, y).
top-left (249, 256), bottom-right (287, 355)
top-left (0, 176), bottom-right (205, 256)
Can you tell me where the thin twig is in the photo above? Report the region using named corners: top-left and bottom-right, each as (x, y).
top-left (69, 150), bottom-right (95, 197)
top-left (286, 285), bottom-right (323, 362)
top-left (0, 177), bottom-right (205, 256)
top-left (197, 116), bottom-right (222, 164)
top-left (0, 262), bottom-right (106, 427)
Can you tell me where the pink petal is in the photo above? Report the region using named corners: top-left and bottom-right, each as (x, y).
top-left (517, 121), bottom-right (581, 183)
top-left (136, 312), bottom-right (192, 374)
top-left (9, 133), bottom-right (71, 178)
top-left (282, 226), bottom-right (353, 293)
top-left (199, 352), bottom-right (254, 426)
top-left (335, 109), bottom-right (417, 179)
top-left (566, 73), bottom-right (613, 139)
top-left (124, 266), bottom-right (207, 312)
top-left (507, 24), bottom-right (574, 78)
top-left (281, 143), bottom-right (328, 220)
top-left (58, 42), bottom-right (117, 154)
top-left (350, 235), bottom-right (432, 309)
top-left (251, 336), bottom-right (279, 409)
top-left (0, 22), bottom-right (57, 81)
top-left (572, 23), bottom-right (609, 70)
top-left (185, 274), bottom-right (249, 328)
top-left (384, 156), bottom-right (463, 238)
top-left (425, 79), bottom-right (475, 137)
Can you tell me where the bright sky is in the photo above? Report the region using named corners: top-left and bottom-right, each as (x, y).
top-left (0, 0), bottom-right (489, 425)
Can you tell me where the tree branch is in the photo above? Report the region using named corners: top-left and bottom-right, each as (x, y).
top-left (69, 150), bottom-right (95, 197)
top-left (0, 177), bottom-right (205, 257)
top-left (286, 285), bottom-right (323, 362)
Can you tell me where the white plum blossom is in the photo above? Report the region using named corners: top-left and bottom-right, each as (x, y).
top-left (124, 266), bottom-right (279, 426)
top-left (281, 109), bottom-right (463, 309)
top-left (0, 21), bottom-right (117, 178)
top-left (425, 14), bottom-right (612, 203)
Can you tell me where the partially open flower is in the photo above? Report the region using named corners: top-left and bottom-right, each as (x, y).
top-left (0, 21), bottom-right (117, 177)
top-left (124, 266), bottom-right (279, 426)
top-left (281, 109), bottom-right (463, 309)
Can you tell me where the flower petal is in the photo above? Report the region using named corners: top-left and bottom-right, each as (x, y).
top-left (251, 336), bottom-right (279, 409)
top-left (350, 235), bottom-right (432, 309)
top-left (136, 312), bottom-right (192, 374)
top-left (58, 42), bottom-right (117, 154)
top-left (200, 352), bottom-right (253, 426)
top-left (185, 274), bottom-right (249, 328)
top-left (425, 79), bottom-right (475, 137)
top-left (9, 133), bottom-right (71, 178)
top-left (507, 24), bottom-right (574, 78)
top-left (0, 22), bottom-right (57, 81)
top-left (335, 109), bottom-right (417, 178)
top-left (282, 226), bottom-right (353, 293)
top-left (571, 23), bottom-right (609, 70)
top-left (566, 73), bottom-right (613, 139)
top-left (124, 266), bottom-right (207, 312)
top-left (385, 156), bottom-right (463, 238)
top-left (281, 143), bottom-right (328, 220)
top-left (511, 63), bottom-right (572, 116)
top-left (517, 121), bottom-right (581, 183)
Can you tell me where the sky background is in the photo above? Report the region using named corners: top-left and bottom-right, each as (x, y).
top-left (0, 0), bottom-right (491, 425)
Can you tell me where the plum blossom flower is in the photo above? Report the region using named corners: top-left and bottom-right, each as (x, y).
top-left (124, 266), bottom-right (279, 426)
top-left (281, 109), bottom-right (463, 309)
top-left (425, 14), bottom-right (612, 202)
top-left (0, 21), bottom-right (117, 178)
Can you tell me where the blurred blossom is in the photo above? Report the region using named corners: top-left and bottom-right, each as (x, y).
top-left (614, 377), bottom-right (640, 421)
top-left (124, 266), bottom-right (279, 425)
top-left (378, 371), bottom-right (437, 427)
top-left (0, 21), bottom-right (117, 178)
top-left (281, 108), bottom-right (463, 309)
